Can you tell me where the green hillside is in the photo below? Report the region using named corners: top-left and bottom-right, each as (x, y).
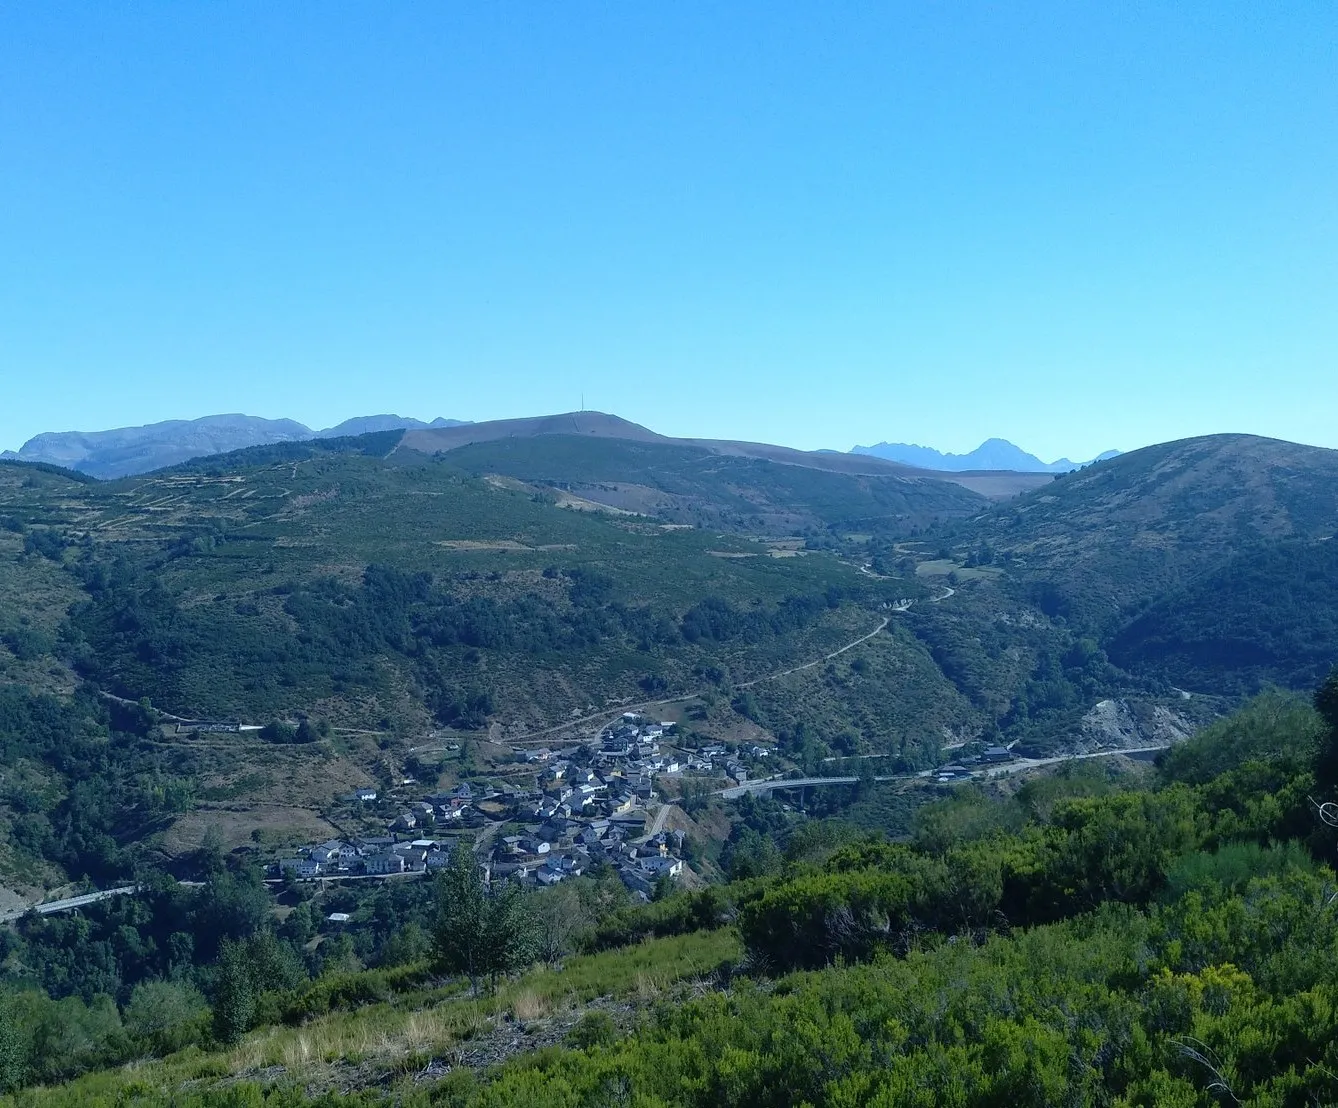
top-left (24, 445), bottom-right (934, 733)
top-left (3, 430), bottom-right (1338, 886)
top-left (3, 683), bottom-right (1338, 1106)
top-left (0, 443), bottom-right (980, 878)
top-left (1108, 537), bottom-right (1338, 694)
top-left (423, 433), bottom-right (991, 536)
top-left (5, 430), bottom-right (1338, 1103)
top-left (945, 434), bottom-right (1338, 629)
top-left (915, 435), bottom-right (1338, 709)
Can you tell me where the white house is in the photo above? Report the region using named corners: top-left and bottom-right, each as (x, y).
top-left (365, 853), bottom-right (406, 875)
top-left (280, 857), bottom-right (321, 879)
top-left (640, 856), bottom-right (684, 878)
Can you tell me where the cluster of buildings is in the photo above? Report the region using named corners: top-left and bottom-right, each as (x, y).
top-left (480, 716), bottom-right (772, 894)
top-left (932, 746), bottom-right (1016, 782)
top-left (273, 714), bottom-right (772, 897)
top-left (274, 782), bottom-right (479, 879)
top-left (492, 823), bottom-right (685, 897)
top-left (486, 715), bottom-right (695, 895)
top-left (276, 834), bottom-right (456, 879)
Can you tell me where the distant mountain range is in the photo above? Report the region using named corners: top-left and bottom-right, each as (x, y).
top-left (850, 438), bottom-right (1121, 473)
top-left (3, 413), bottom-right (1119, 482)
top-left (0, 414), bottom-right (471, 479)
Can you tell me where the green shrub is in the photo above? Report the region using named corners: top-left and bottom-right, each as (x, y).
top-left (565, 1010), bottom-right (618, 1050)
top-left (1161, 840), bottom-right (1317, 903)
top-left (122, 980), bottom-right (210, 1055)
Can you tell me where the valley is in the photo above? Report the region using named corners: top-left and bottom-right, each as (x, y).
top-left (1, 418), bottom-right (1337, 1105)
top-left (1, 418), bottom-right (1331, 890)
top-left (5, 9), bottom-right (1331, 1100)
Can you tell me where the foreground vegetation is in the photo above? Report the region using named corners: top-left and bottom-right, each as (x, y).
top-left (2, 673), bottom-right (1336, 1106)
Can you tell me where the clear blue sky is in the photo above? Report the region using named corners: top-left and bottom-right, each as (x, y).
top-left (1, 2), bottom-right (1334, 461)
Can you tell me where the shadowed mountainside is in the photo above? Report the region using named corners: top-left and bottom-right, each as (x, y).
top-left (952, 434), bottom-right (1338, 615)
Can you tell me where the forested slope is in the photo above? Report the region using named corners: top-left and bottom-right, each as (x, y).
top-left (1108, 537), bottom-right (1338, 694)
top-left (3, 429), bottom-right (1338, 886)
top-left (949, 434), bottom-right (1338, 626)
top-left (2, 448), bottom-right (941, 736)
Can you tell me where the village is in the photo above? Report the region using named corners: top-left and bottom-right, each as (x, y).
top-left (271, 714), bottom-right (775, 898)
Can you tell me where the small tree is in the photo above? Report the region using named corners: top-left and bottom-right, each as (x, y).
top-left (484, 883), bottom-right (538, 990)
top-left (1314, 666), bottom-right (1338, 798)
top-left (0, 992), bottom-right (26, 1094)
top-left (434, 842), bottom-right (491, 995)
top-left (124, 980), bottom-right (208, 1055)
top-left (259, 719), bottom-right (297, 744)
top-left (435, 843), bottom-right (537, 993)
top-left (534, 883), bottom-right (588, 964)
top-left (212, 940), bottom-right (255, 1045)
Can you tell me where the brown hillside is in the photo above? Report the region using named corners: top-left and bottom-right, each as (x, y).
top-left (400, 411), bottom-right (1051, 497)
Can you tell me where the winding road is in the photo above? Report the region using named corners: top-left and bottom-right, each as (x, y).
top-left (735, 616), bottom-right (891, 690)
top-left (631, 801), bottom-right (678, 844)
top-left (506, 612), bottom-right (900, 748)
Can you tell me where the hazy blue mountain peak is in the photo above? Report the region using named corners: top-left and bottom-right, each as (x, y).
top-left (850, 437), bottom-right (1120, 473)
top-left (317, 415), bottom-right (471, 437)
top-left (8, 413), bottom-right (471, 478)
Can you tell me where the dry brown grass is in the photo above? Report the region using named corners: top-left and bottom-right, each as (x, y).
top-left (508, 989), bottom-right (552, 1022)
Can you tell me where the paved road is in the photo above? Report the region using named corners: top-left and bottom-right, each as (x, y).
top-left (504, 692), bottom-right (701, 747)
top-left (976, 744), bottom-right (1168, 777)
top-left (717, 744), bottom-right (1172, 800)
top-left (633, 802), bottom-right (677, 843)
top-left (472, 819), bottom-right (508, 857)
top-left (719, 775), bottom-right (863, 799)
top-left (0, 885), bottom-right (139, 923)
